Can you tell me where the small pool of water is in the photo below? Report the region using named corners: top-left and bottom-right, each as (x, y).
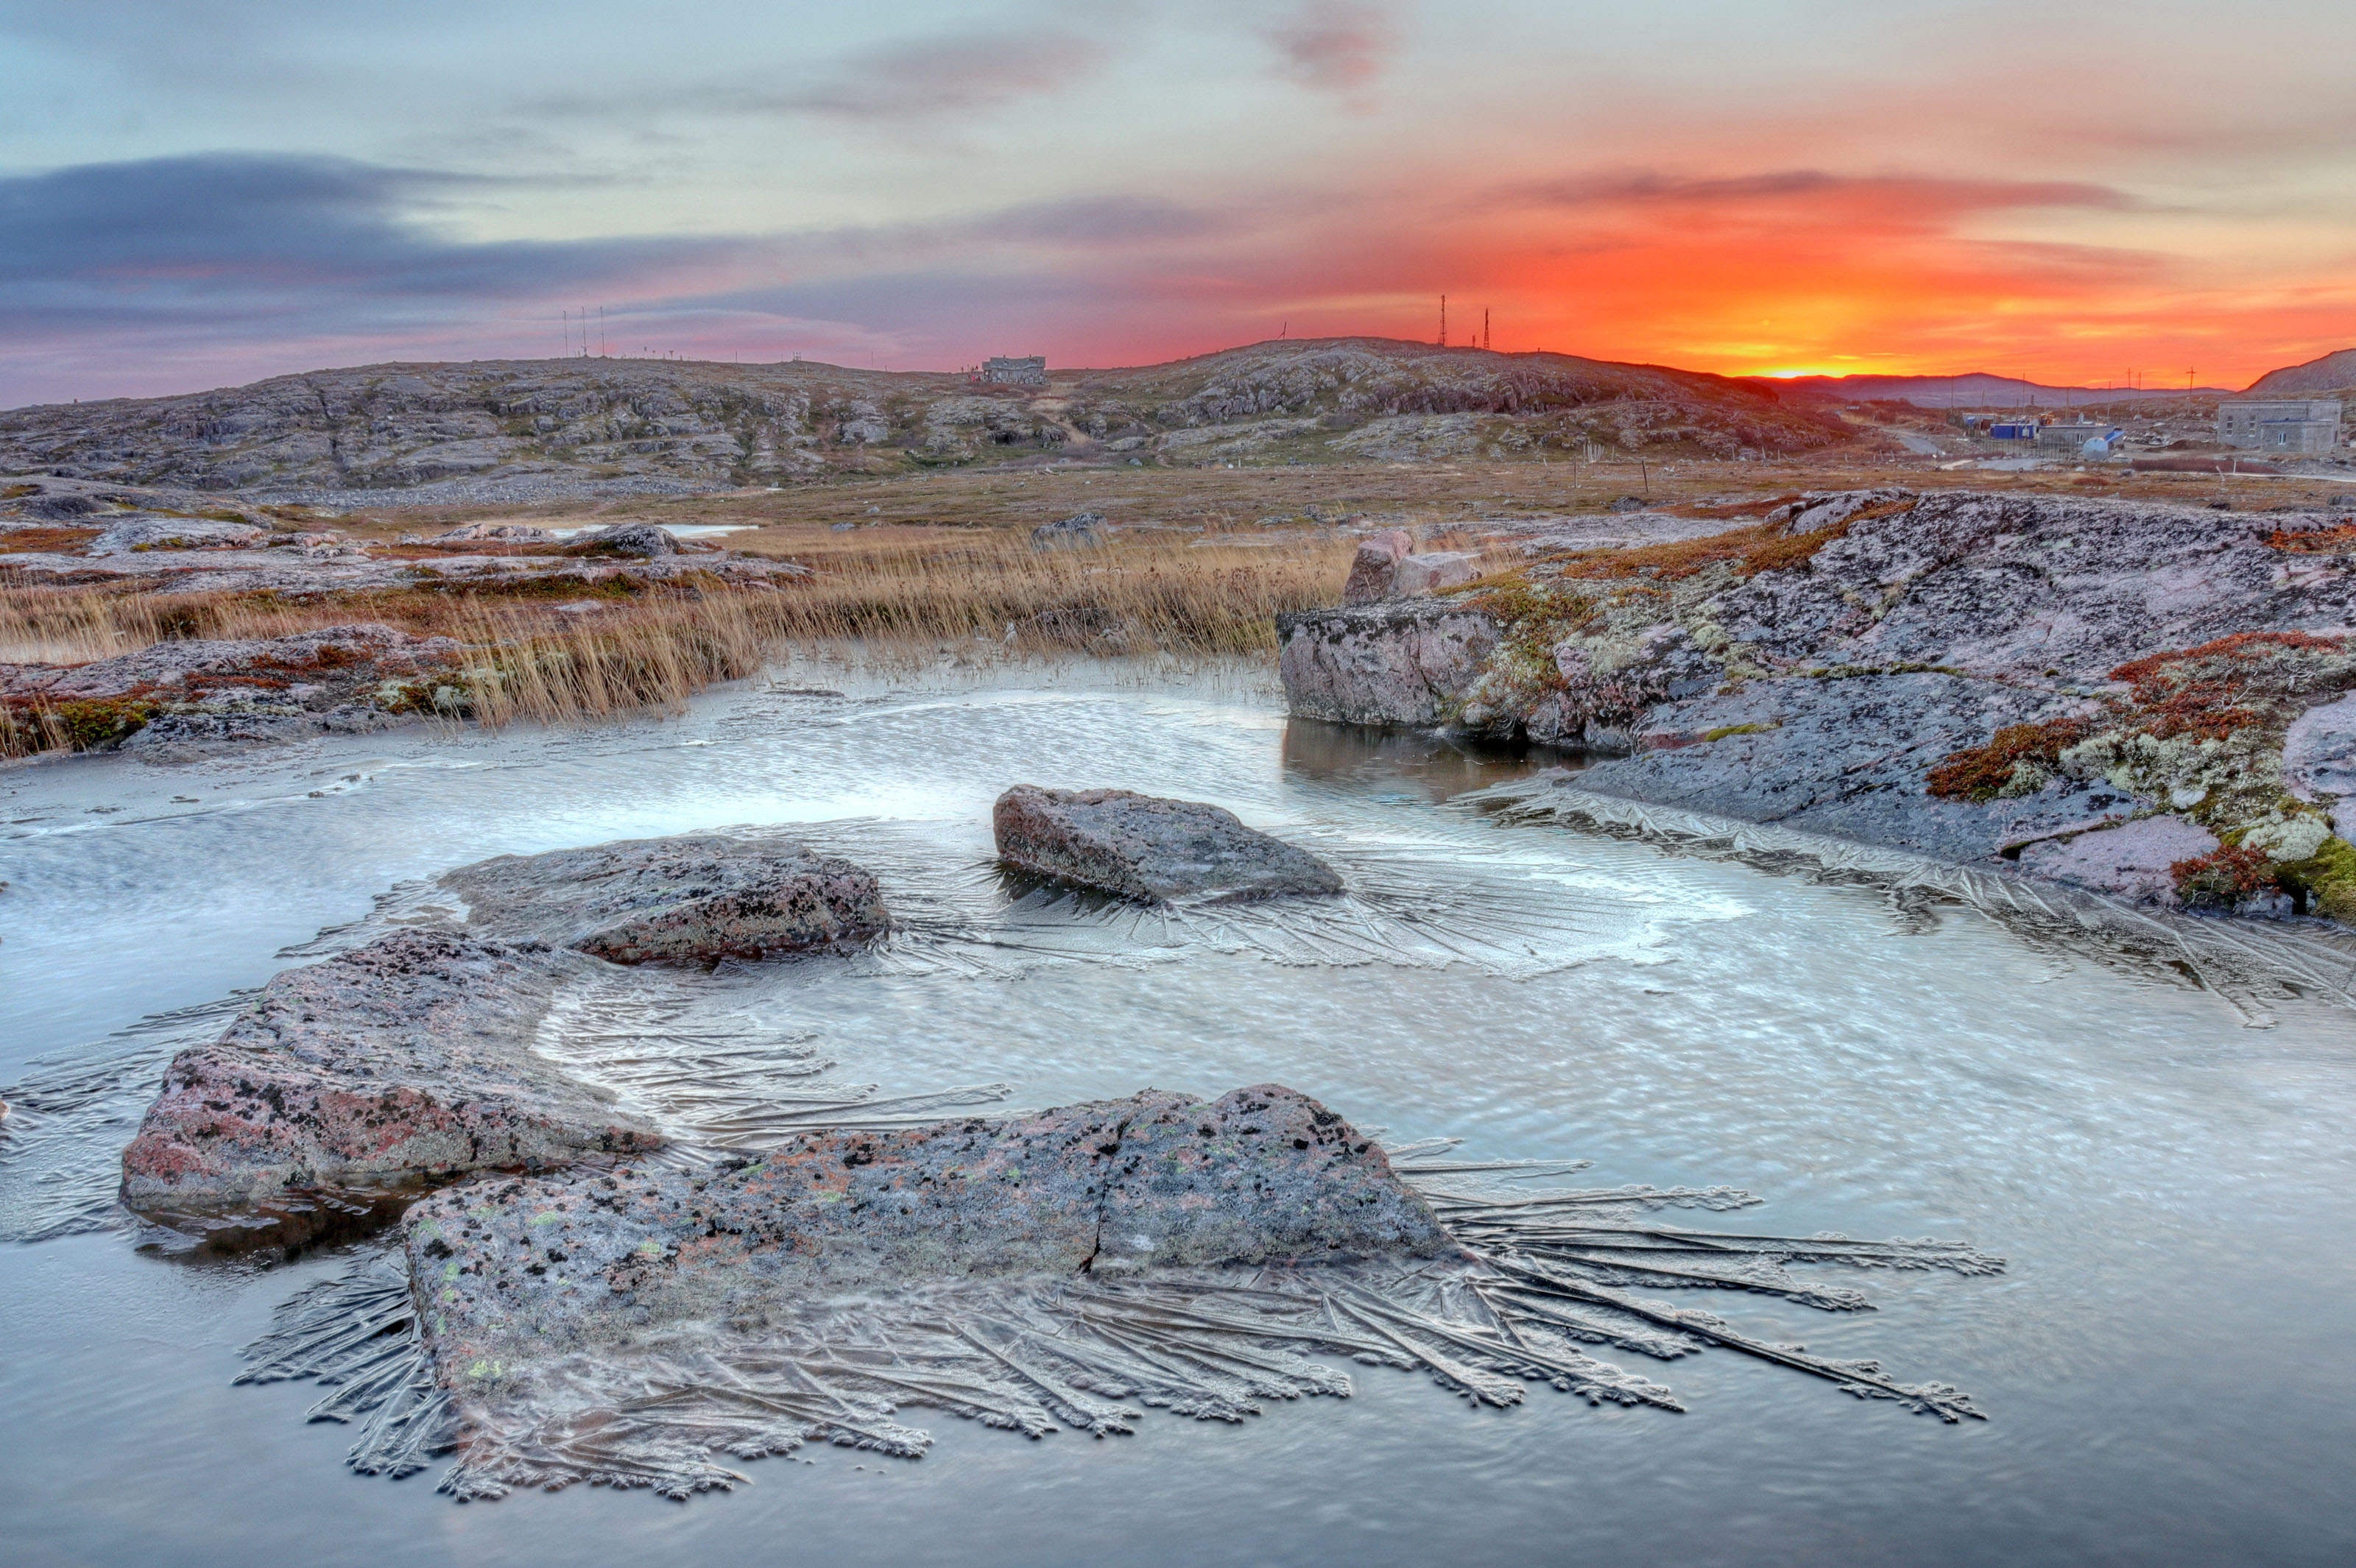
top-left (4, 665), bottom-right (2352, 1567)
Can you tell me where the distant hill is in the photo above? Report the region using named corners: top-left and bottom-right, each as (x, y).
top-left (2246, 347), bottom-right (2356, 395)
top-left (0, 338), bottom-right (1849, 500)
top-left (1760, 372), bottom-right (2230, 409)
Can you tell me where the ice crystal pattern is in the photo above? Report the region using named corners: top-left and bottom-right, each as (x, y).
top-left (241, 1142), bottom-right (2000, 1502)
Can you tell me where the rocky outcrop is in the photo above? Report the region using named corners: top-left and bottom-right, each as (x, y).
top-left (402, 1084), bottom-right (1450, 1375)
top-left (1279, 491), bottom-right (2356, 914)
top-left (440, 836), bottom-right (888, 963)
top-left (994, 785), bottom-right (1342, 901)
top-left (89, 517), bottom-right (268, 554)
top-left (1, 623), bottom-right (464, 754)
top-left (119, 931), bottom-right (659, 1218)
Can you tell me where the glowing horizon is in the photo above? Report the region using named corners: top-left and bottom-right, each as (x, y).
top-left (3, 1), bottom-right (2353, 408)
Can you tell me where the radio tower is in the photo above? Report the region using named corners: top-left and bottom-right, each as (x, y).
top-left (1439, 295), bottom-right (1447, 347)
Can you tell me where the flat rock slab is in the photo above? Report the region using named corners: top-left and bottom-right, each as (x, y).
top-left (121, 931), bottom-right (658, 1219)
top-left (440, 835), bottom-right (887, 962)
top-left (403, 1084), bottom-right (1451, 1377)
top-left (2017, 814), bottom-right (2218, 904)
top-left (1587, 672), bottom-right (2142, 864)
top-left (994, 785), bottom-right (1342, 902)
top-left (1, 622), bottom-right (458, 706)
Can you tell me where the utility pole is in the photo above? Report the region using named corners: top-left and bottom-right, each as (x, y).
top-left (1483, 308), bottom-right (1490, 351)
top-left (1439, 295), bottom-right (1447, 347)
top-left (2187, 367), bottom-right (2195, 392)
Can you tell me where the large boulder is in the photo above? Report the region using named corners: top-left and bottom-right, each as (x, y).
top-left (993, 785), bottom-right (1342, 901)
top-left (1276, 601), bottom-right (1500, 727)
top-left (120, 931), bottom-right (659, 1218)
top-left (440, 835), bottom-right (888, 963)
top-left (572, 522), bottom-right (680, 558)
top-left (403, 1084), bottom-right (1452, 1375)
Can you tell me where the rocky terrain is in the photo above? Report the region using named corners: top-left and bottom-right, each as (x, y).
top-left (118, 832), bottom-right (895, 1226)
top-left (0, 339), bottom-right (1849, 501)
top-left (1280, 490), bottom-right (2356, 920)
top-left (2249, 347), bottom-right (2356, 396)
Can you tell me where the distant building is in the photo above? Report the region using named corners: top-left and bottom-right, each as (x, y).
top-left (2034, 423), bottom-right (2121, 453)
top-left (2218, 398), bottom-right (2343, 454)
top-left (981, 355), bottom-right (1047, 386)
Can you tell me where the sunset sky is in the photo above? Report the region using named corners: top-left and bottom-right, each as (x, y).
top-left (4, 0), bottom-right (2354, 406)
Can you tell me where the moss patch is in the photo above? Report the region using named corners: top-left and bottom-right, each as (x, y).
top-left (2273, 834), bottom-right (2356, 922)
top-left (1926, 716), bottom-right (2095, 802)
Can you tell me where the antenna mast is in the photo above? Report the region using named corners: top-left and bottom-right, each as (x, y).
top-left (1439, 295), bottom-right (1447, 347)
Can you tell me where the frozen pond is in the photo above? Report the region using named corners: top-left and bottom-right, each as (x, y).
top-left (4, 664), bottom-right (2354, 1567)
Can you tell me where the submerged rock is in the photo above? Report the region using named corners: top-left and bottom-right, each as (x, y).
top-left (403, 1084), bottom-right (1450, 1373)
top-left (993, 785), bottom-right (1343, 901)
top-left (120, 931), bottom-right (658, 1218)
top-left (440, 835), bottom-right (888, 963)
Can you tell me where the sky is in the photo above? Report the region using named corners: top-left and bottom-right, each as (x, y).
top-left (4, 0), bottom-right (2355, 408)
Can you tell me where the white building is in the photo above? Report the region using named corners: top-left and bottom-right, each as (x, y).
top-left (2218, 398), bottom-right (2343, 454)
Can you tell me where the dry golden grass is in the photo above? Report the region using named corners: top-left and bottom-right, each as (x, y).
top-left (0, 524), bottom-right (1392, 752)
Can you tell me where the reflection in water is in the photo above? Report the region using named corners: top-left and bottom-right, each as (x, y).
top-left (1280, 717), bottom-right (1579, 803)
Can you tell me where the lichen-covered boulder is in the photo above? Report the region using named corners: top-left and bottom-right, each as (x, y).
top-left (993, 785), bottom-right (1342, 901)
top-left (403, 1084), bottom-right (1452, 1374)
top-left (120, 931), bottom-right (658, 1218)
top-left (440, 835), bottom-right (887, 962)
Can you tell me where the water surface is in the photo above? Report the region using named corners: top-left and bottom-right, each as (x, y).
top-left (4, 665), bottom-right (2352, 1567)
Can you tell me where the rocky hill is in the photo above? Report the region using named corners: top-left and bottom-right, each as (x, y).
top-left (2247, 347), bottom-right (2356, 396)
top-left (0, 338), bottom-right (1847, 502)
